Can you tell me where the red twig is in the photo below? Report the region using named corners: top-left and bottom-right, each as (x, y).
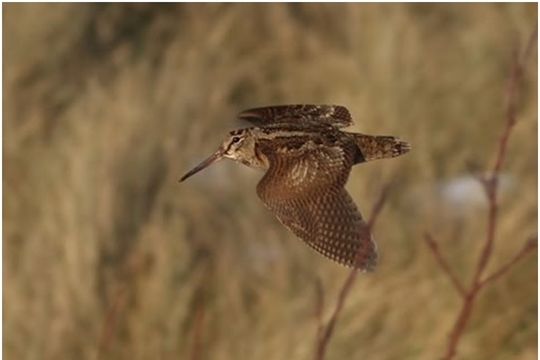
top-left (473, 26), bottom-right (537, 284)
top-left (425, 28), bottom-right (537, 360)
top-left (313, 276), bottom-right (325, 344)
top-left (313, 183), bottom-right (392, 360)
top-left (189, 263), bottom-right (212, 360)
top-left (189, 285), bottom-right (206, 360)
top-left (95, 285), bottom-right (128, 360)
top-left (366, 182), bottom-right (393, 230)
top-left (490, 25), bottom-right (538, 178)
top-left (424, 234), bottom-right (466, 297)
top-left (480, 235), bottom-right (538, 287)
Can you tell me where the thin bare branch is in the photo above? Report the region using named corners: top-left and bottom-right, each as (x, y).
top-left (520, 25), bottom-right (538, 64)
top-left (424, 233), bottom-right (466, 297)
top-left (434, 27), bottom-right (538, 360)
top-left (189, 285), bottom-right (206, 360)
top-left (490, 26), bottom-right (537, 178)
top-left (367, 182), bottom-right (393, 229)
top-left (472, 177), bottom-right (499, 284)
top-left (313, 276), bottom-right (325, 344)
top-left (480, 235), bottom-right (538, 287)
top-left (95, 284), bottom-right (128, 360)
top-left (189, 262), bottom-right (213, 360)
top-left (314, 182), bottom-right (392, 360)
top-left (473, 24), bottom-right (537, 290)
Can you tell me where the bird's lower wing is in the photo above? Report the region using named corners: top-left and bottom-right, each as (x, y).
top-left (258, 186), bottom-right (377, 270)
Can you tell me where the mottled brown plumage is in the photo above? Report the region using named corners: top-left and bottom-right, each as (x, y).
top-left (180, 105), bottom-right (410, 271)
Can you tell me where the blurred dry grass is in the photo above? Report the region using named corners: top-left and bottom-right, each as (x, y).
top-left (3, 3), bottom-right (537, 360)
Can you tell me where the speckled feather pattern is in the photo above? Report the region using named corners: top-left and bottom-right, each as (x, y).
top-left (255, 141), bottom-right (377, 270)
top-left (240, 105), bottom-right (409, 270)
top-left (238, 104), bottom-right (353, 128)
top-left (181, 104), bottom-right (410, 270)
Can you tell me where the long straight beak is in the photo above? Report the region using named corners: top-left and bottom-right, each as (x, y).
top-left (179, 150), bottom-right (224, 182)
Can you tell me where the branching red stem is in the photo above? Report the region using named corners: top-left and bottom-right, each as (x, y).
top-left (424, 233), bottom-right (466, 297)
top-left (426, 28), bottom-right (538, 360)
top-left (314, 183), bottom-right (392, 360)
top-left (312, 26), bottom-right (537, 360)
top-left (480, 236), bottom-right (538, 287)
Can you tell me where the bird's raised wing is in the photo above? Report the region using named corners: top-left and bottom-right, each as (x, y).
top-left (255, 143), bottom-right (376, 270)
top-left (238, 104), bottom-right (354, 128)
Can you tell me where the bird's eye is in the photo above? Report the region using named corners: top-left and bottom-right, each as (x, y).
top-left (231, 136), bottom-right (241, 144)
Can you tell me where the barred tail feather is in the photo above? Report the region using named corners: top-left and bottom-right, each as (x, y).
top-left (352, 134), bottom-right (411, 164)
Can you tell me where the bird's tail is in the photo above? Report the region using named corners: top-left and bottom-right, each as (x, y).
top-left (352, 134), bottom-right (411, 164)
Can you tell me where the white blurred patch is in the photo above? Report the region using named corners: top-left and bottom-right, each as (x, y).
top-left (407, 173), bottom-right (516, 219)
top-left (243, 242), bottom-right (284, 273)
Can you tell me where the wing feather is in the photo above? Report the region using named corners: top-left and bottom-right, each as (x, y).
top-left (238, 105), bottom-right (353, 128)
top-left (256, 145), bottom-right (377, 270)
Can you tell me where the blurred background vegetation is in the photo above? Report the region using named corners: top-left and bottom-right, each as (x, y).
top-left (3, 3), bottom-right (537, 360)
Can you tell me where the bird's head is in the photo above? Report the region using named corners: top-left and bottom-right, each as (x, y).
top-left (179, 129), bottom-right (254, 182)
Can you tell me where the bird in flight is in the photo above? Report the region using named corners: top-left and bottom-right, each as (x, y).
top-left (180, 105), bottom-right (410, 271)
